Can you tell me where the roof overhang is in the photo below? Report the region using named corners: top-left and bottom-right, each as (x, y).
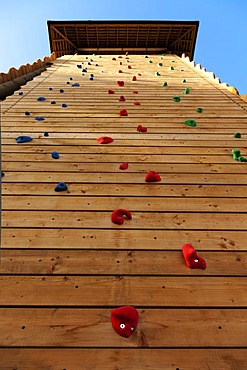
top-left (47, 20), bottom-right (199, 59)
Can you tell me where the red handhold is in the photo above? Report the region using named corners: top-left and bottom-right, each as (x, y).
top-left (119, 109), bottom-right (128, 117)
top-left (112, 57), bottom-right (116, 61)
top-left (145, 171), bottom-right (161, 182)
top-left (111, 208), bottom-right (132, 225)
top-left (117, 81), bottom-right (124, 87)
top-left (125, 52), bottom-right (129, 56)
top-left (119, 96), bottom-right (126, 102)
top-left (133, 91), bottom-right (138, 94)
top-left (118, 56), bottom-right (123, 58)
top-left (119, 162), bottom-right (128, 170)
top-left (108, 89), bottom-right (115, 94)
top-left (137, 125), bottom-right (147, 132)
top-left (134, 101), bottom-right (140, 105)
top-left (97, 136), bottom-right (114, 144)
top-left (128, 65), bottom-right (132, 69)
top-left (182, 244), bottom-right (206, 270)
top-left (138, 73), bottom-right (142, 76)
top-left (118, 70), bottom-right (123, 73)
top-left (132, 76), bottom-right (137, 81)
top-left (111, 306), bottom-right (138, 338)
top-left (119, 62), bottom-right (122, 65)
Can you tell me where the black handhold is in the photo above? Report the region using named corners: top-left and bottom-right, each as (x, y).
top-left (51, 101), bottom-right (56, 104)
top-left (24, 111), bottom-right (30, 115)
top-left (44, 132), bottom-right (49, 137)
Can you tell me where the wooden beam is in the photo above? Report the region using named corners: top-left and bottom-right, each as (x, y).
top-left (51, 26), bottom-right (77, 50)
top-left (168, 26), bottom-right (195, 48)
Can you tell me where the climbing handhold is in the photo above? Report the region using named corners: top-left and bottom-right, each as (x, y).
top-left (155, 72), bottom-right (161, 76)
top-left (158, 63), bottom-right (163, 66)
top-left (112, 57), bottom-right (116, 61)
top-left (89, 77), bottom-right (94, 80)
top-left (183, 87), bottom-right (190, 94)
top-left (87, 62), bottom-right (92, 65)
top-left (67, 81), bottom-right (70, 84)
top-left (233, 133), bottom-right (241, 138)
top-left (180, 69), bottom-right (184, 72)
top-left (77, 64), bottom-right (82, 68)
top-left (133, 91), bottom-right (138, 94)
top-left (54, 182), bottom-right (68, 192)
top-left (118, 70), bottom-right (123, 73)
top-left (52, 151), bottom-right (60, 159)
top-left (19, 91), bottom-right (23, 95)
top-left (35, 116), bottom-right (45, 121)
top-left (173, 96), bottom-right (181, 102)
top-left (97, 136), bottom-right (114, 144)
top-left (1, 171), bottom-right (5, 177)
top-left (111, 209), bottom-right (132, 225)
top-left (82, 68), bottom-right (88, 72)
top-left (232, 149), bottom-right (247, 162)
top-left (72, 83), bottom-right (80, 87)
top-left (49, 87), bottom-right (53, 90)
top-left (132, 76), bottom-right (137, 81)
top-left (24, 111), bottom-right (30, 115)
top-left (125, 52), bottom-right (129, 56)
top-left (16, 136), bottom-right (33, 143)
top-left (119, 62), bottom-right (123, 65)
top-left (119, 96), bottom-right (126, 102)
top-left (161, 53), bottom-right (166, 56)
top-left (61, 103), bottom-right (67, 108)
top-left (118, 56), bottom-right (123, 59)
top-left (182, 244), bottom-right (206, 270)
top-left (51, 101), bottom-right (56, 104)
top-left (108, 89), bottom-right (115, 94)
top-left (196, 108), bottom-right (203, 113)
top-left (111, 306), bottom-right (138, 338)
top-left (117, 81), bottom-right (124, 87)
top-left (168, 66), bottom-right (174, 70)
top-left (148, 60), bottom-right (153, 63)
top-left (119, 109), bottom-right (128, 117)
top-left (137, 125), bottom-right (147, 132)
top-left (44, 132), bottom-right (49, 137)
top-left (145, 55), bottom-right (149, 58)
top-left (70, 77), bottom-right (73, 80)
top-left (182, 79), bottom-right (186, 83)
top-left (119, 162), bottom-right (129, 170)
top-left (145, 171), bottom-right (161, 182)
top-left (95, 63), bottom-right (99, 66)
top-left (138, 73), bottom-right (142, 76)
top-left (133, 101), bottom-right (140, 105)
top-left (60, 89), bottom-right (64, 93)
top-left (162, 82), bottom-right (168, 87)
top-left (184, 119), bottom-right (197, 127)
top-left (128, 65), bottom-right (132, 69)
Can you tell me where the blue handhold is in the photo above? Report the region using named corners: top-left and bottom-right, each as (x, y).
top-left (44, 132), bottom-right (49, 137)
top-left (67, 81), bottom-right (70, 84)
top-left (19, 91), bottom-right (23, 95)
top-left (51, 101), bottom-right (56, 104)
top-left (95, 64), bottom-right (99, 66)
top-left (16, 135), bottom-right (33, 143)
top-left (87, 62), bottom-right (92, 65)
top-left (90, 74), bottom-right (94, 77)
top-left (35, 116), bottom-right (45, 121)
top-left (49, 87), bottom-right (53, 90)
top-left (54, 182), bottom-right (68, 192)
top-left (37, 96), bottom-right (46, 102)
top-left (61, 103), bottom-right (67, 108)
top-left (90, 59), bottom-right (93, 62)
top-left (82, 68), bottom-right (87, 72)
top-left (85, 56), bottom-right (88, 59)
top-left (52, 151), bottom-right (60, 159)
top-left (77, 64), bottom-right (82, 68)
top-left (89, 77), bottom-right (94, 80)
top-left (25, 111), bottom-right (30, 115)
top-left (60, 89), bottom-right (64, 93)
top-left (1, 171), bottom-right (5, 177)
top-left (72, 83), bottom-right (80, 87)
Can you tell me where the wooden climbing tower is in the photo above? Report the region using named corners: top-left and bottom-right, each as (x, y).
top-left (1, 20), bottom-right (247, 369)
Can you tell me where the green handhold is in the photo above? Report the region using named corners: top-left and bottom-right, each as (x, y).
top-left (183, 87), bottom-right (190, 94)
top-left (158, 63), bottom-right (163, 66)
top-left (169, 66), bottom-right (174, 70)
top-left (145, 55), bottom-right (149, 58)
top-left (162, 82), bottom-right (168, 87)
top-left (196, 107), bottom-right (203, 113)
top-left (182, 79), bottom-right (186, 83)
top-left (180, 69), bottom-right (184, 71)
top-left (155, 72), bottom-right (161, 76)
top-left (148, 60), bottom-right (153, 63)
top-left (171, 60), bottom-right (175, 62)
top-left (161, 53), bottom-right (166, 56)
top-left (173, 96), bottom-right (181, 102)
top-left (232, 149), bottom-right (247, 161)
top-left (184, 119), bottom-right (197, 127)
top-left (233, 132), bottom-right (241, 138)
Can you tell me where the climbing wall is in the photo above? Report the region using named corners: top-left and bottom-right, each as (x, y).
top-left (1, 53), bottom-right (247, 369)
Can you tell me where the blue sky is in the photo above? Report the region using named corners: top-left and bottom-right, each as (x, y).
top-left (0, 0), bottom-right (246, 94)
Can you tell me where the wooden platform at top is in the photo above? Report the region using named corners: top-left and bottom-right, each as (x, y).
top-left (1, 53), bottom-right (247, 370)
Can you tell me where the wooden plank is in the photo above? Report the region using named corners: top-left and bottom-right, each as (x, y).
top-left (0, 276), bottom-right (246, 306)
top-left (3, 195), bottom-right (247, 213)
top-left (0, 308), bottom-right (246, 347)
top-left (1, 228), bottom-right (245, 250)
top-left (0, 348), bottom-right (246, 370)
top-left (0, 250), bottom-right (246, 276)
